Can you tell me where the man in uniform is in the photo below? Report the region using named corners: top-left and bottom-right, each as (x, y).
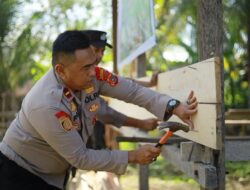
top-left (0, 30), bottom-right (198, 190)
top-left (82, 30), bottom-right (159, 150)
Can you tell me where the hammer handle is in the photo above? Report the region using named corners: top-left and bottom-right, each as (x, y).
top-left (158, 131), bottom-right (173, 145)
top-left (153, 131), bottom-right (173, 161)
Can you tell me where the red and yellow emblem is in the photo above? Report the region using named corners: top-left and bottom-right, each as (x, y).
top-left (95, 66), bottom-right (118, 86)
top-left (55, 111), bottom-right (74, 131)
top-left (89, 103), bottom-right (99, 112)
top-left (84, 86), bottom-right (95, 94)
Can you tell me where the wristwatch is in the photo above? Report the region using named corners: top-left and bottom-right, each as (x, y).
top-left (167, 99), bottom-right (180, 114)
top-left (164, 99), bottom-right (180, 120)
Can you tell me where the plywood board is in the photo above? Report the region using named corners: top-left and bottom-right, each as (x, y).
top-left (108, 57), bottom-right (221, 149)
top-left (108, 93), bottom-right (156, 138)
top-left (157, 57), bottom-right (221, 149)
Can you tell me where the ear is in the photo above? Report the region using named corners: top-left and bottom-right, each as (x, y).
top-left (55, 64), bottom-right (66, 79)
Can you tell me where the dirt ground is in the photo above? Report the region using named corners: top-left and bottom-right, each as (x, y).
top-left (120, 174), bottom-right (250, 190)
top-left (67, 170), bottom-right (250, 190)
top-left (120, 174), bottom-right (199, 190)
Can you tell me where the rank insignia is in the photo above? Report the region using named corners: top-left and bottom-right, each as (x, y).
top-left (84, 86), bottom-right (94, 94)
top-left (55, 111), bottom-right (74, 131)
top-left (70, 102), bottom-right (77, 112)
top-left (89, 103), bottom-right (99, 112)
top-left (95, 66), bottom-right (118, 87)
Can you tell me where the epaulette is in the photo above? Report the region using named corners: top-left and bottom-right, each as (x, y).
top-left (95, 66), bottom-right (118, 86)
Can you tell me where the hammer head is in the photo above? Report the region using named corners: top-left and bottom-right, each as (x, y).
top-left (158, 121), bottom-right (189, 132)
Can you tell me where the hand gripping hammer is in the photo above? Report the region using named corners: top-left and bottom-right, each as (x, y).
top-left (155, 121), bottom-right (190, 148)
top-left (152, 121), bottom-right (189, 161)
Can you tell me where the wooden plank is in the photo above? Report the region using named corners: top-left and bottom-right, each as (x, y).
top-left (180, 142), bottom-right (213, 163)
top-left (157, 58), bottom-right (220, 103)
top-left (157, 57), bottom-right (221, 149)
top-left (108, 98), bottom-right (155, 138)
top-left (225, 109), bottom-right (250, 120)
top-left (225, 120), bottom-right (250, 125)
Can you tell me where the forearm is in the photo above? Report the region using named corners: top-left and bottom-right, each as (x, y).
top-left (123, 116), bottom-right (144, 129)
top-left (132, 80), bottom-right (152, 88)
top-left (100, 77), bottom-right (171, 120)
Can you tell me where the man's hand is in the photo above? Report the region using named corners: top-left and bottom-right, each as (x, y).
top-left (148, 72), bottom-right (159, 87)
top-left (128, 144), bottom-right (161, 164)
top-left (173, 90), bottom-right (198, 129)
top-left (140, 118), bottom-right (158, 131)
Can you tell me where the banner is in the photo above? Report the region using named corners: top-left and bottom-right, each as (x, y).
top-left (117, 0), bottom-right (156, 68)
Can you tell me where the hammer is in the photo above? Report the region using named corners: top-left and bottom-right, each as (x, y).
top-left (152, 122), bottom-right (189, 161)
top-left (155, 121), bottom-right (190, 148)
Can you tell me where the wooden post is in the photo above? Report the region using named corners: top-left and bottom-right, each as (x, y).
top-left (136, 54), bottom-right (148, 190)
top-left (112, 0), bottom-right (118, 74)
top-left (136, 53), bottom-right (147, 77)
top-left (197, 0), bottom-right (224, 189)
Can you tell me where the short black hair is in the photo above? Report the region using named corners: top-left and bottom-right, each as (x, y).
top-left (52, 30), bottom-right (90, 66)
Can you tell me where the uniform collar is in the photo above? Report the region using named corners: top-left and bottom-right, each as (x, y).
top-left (53, 69), bottom-right (82, 104)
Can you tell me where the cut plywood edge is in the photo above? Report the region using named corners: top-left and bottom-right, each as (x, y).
top-left (157, 57), bottom-right (222, 149)
top-left (108, 98), bottom-right (156, 138)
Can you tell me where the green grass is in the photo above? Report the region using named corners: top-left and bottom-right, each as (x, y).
top-left (119, 142), bottom-right (250, 189)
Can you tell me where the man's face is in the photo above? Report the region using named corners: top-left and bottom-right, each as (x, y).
top-left (91, 46), bottom-right (105, 65)
top-left (56, 48), bottom-right (97, 91)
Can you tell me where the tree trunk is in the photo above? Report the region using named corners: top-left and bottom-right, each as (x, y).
top-left (197, 0), bottom-right (225, 190)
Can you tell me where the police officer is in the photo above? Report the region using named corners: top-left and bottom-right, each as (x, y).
top-left (0, 30), bottom-right (198, 190)
top-left (81, 30), bottom-right (159, 150)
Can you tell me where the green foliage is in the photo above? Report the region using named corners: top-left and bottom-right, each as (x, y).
top-left (226, 161), bottom-right (250, 178)
top-left (119, 142), bottom-right (137, 151)
top-left (149, 0), bottom-right (249, 109)
top-left (223, 0), bottom-right (250, 108)
top-left (1, 0), bottom-right (249, 109)
top-left (145, 0), bottom-right (198, 74)
top-left (0, 0), bottom-right (112, 93)
top-left (0, 0), bottom-right (20, 91)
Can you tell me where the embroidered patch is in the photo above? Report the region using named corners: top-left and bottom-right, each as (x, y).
top-left (84, 86), bottom-right (94, 94)
top-left (70, 102), bottom-right (77, 112)
top-left (55, 111), bottom-right (74, 131)
top-left (85, 92), bottom-right (99, 104)
top-left (95, 66), bottom-right (118, 86)
top-left (63, 88), bottom-right (73, 101)
top-left (89, 103), bottom-right (99, 112)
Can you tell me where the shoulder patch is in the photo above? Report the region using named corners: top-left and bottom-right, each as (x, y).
top-left (55, 111), bottom-right (74, 132)
top-left (95, 66), bottom-right (118, 87)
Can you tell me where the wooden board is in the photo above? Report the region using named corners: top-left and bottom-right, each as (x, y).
top-left (157, 57), bottom-right (221, 149)
top-left (108, 98), bottom-right (156, 138)
top-left (109, 57), bottom-right (221, 149)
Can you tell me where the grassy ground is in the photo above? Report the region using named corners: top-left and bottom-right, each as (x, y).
top-left (118, 142), bottom-right (250, 190)
top-left (120, 164), bottom-right (199, 190)
top-left (119, 159), bottom-right (250, 190)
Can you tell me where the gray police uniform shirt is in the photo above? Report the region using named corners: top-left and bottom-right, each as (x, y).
top-left (0, 67), bottom-right (171, 188)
